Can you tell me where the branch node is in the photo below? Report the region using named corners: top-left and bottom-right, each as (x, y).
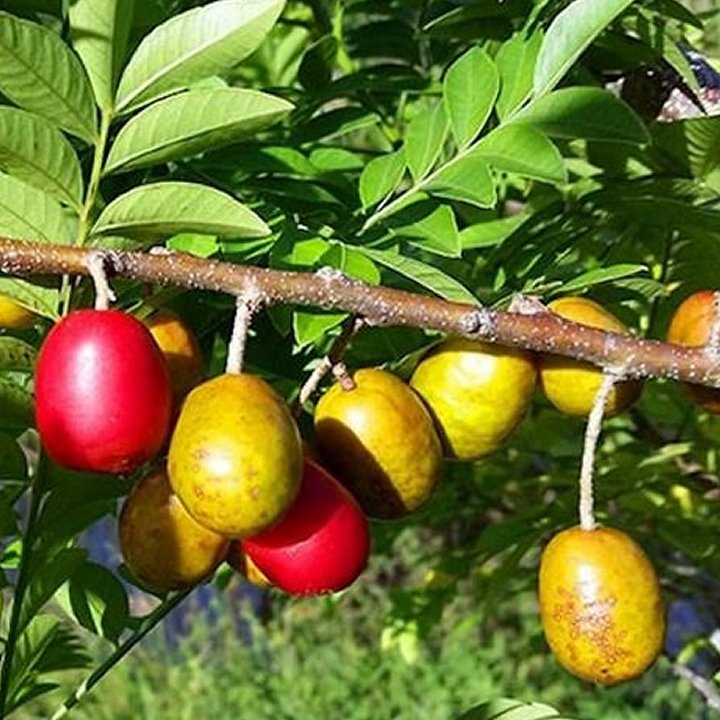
top-left (508, 293), bottom-right (547, 315)
top-left (315, 266), bottom-right (350, 284)
top-left (462, 307), bottom-right (495, 337)
top-left (708, 291), bottom-right (720, 361)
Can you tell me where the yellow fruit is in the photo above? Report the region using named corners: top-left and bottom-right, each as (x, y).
top-left (226, 542), bottom-right (273, 589)
top-left (145, 309), bottom-right (204, 408)
top-left (119, 467), bottom-right (229, 592)
top-left (537, 297), bottom-right (642, 416)
top-left (410, 338), bottom-right (535, 460)
top-left (314, 368), bottom-right (442, 519)
top-left (168, 373), bottom-right (302, 537)
top-left (0, 294), bottom-right (36, 330)
top-left (666, 290), bottom-right (720, 412)
top-left (539, 526), bottom-right (665, 685)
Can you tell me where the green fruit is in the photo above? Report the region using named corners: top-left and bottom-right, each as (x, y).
top-left (168, 373), bottom-right (302, 537)
top-left (410, 338), bottom-right (536, 460)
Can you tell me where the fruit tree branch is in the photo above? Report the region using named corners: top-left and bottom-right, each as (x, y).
top-left (2, 237), bottom-right (720, 388)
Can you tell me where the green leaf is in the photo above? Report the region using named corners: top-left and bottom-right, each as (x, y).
top-left (167, 233), bottom-right (218, 258)
top-left (0, 172), bottom-right (76, 244)
top-left (309, 147), bottom-right (363, 174)
top-left (443, 47), bottom-right (499, 147)
top-left (388, 199), bottom-right (461, 257)
top-left (0, 107), bottom-right (83, 209)
top-left (0, 337), bottom-right (36, 372)
top-left (496, 28), bottom-right (543, 119)
top-left (426, 155), bottom-right (496, 208)
top-left (534, 0), bottom-right (636, 98)
top-left (105, 88), bottom-right (293, 174)
top-left (556, 264), bottom-right (647, 294)
top-left (69, 0), bottom-right (136, 111)
top-left (63, 562), bottom-right (130, 643)
top-left (358, 247), bottom-right (477, 304)
top-left (472, 125), bottom-right (566, 183)
top-left (0, 11), bottom-right (97, 142)
top-left (653, 118), bottom-right (720, 180)
top-left (0, 378), bottom-right (33, 430)
top-left (293, 310), bottom-right (346, 348)
top-left (460, 214), bottom-right (528, 250)
top-left (0, 277), bottom-right (58, 319)
top-left (515, 88), bottom-right (648, 144)
top-left (115, 0), bottom-right (285, 114)
top-left (359, 149), bottom-right (406, 209)
top-left (20, 547), bottom-right (86, 635)
top-left (296, 107), bottom-right (381, 143)
top-left (91, 182), bottom-right (270, 239)
top-left (7, 615), bottom-right (90, 714)
top-left (0, 432), bottom-right (26, 482)
top-left (405, 102), bottom-right (449, 182)
top-left (298, 34), bottom-right (338, 90)
top-left (457, 697), bottom-right (570, 720)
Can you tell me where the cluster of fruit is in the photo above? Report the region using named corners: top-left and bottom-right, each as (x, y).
top-left (15, 287), bottom-right (718, 686)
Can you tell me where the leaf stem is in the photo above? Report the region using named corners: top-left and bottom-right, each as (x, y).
top-left (61, 109), bottom-right (113, 316)
top-left (0, 454), bottom-right (48, 716)
top-left (50, 588), bottom-right (193, 720)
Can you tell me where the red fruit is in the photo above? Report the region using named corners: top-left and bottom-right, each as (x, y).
top-left (242, 459), bottom-right (370, 595)
top-left (35, 309), bottom-right (172, 473)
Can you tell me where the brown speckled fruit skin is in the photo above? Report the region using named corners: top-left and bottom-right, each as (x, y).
top-left (168, 373), bottom-right (302, 537)
top-left (314, 368), bottom-right (442, 519)
top-left (119, 468), bottom-right (229, 592)
top-left (410, 338), bottom-right (536, 461)
top-left (538, 297), bottom-right (643, 417)
top-left (539, 526), bottom-right (665, 685)
top-left (667, 290), bottom-right (720, 412)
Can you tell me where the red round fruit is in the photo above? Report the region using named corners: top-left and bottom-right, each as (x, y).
top-left (241, 459), bottom-right (370, 595)
top-left (35, 309), bottom-right (172, 474)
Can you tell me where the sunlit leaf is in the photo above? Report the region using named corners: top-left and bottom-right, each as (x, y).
top-left (0, 11), bottom-right (97, 141)
top-left (443, 47), bottom-right (498, 147)
top-left (92, 182), bottom-right (270, 239)
top-left (116, 0), bottom-right (285, 113)
top-left (106, 88), bottom-right (292, 174)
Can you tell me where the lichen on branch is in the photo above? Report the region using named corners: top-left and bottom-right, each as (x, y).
top-left (0, 237), bottom-right (718, 388)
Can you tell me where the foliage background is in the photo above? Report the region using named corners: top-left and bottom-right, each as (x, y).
top-left (0, 0), bottom-right (719, 717)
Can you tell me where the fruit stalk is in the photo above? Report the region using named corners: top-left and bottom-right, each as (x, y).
top-left (225, 293), bottom-right (261, 375)
top-left (3, 238), bottom-right (720, 388)
top-left (86, 251), bottom-right (116, 311)
top-left (578, 373), bottom-right (617, 531)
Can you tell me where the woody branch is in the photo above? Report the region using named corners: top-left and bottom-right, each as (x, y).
top-left (0, 237), bottom-right (718, 388)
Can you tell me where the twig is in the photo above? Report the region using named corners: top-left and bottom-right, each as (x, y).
top-left (50, 588), bottom-right (193, 720)
top-left (3, 238), bottom-right (720, 388)
top-left (579, 373), bottom-right (618, 531)
top-left (295, 316), bottom-right (364, 410)
top-left (673, 663), bottom-right (720, 712)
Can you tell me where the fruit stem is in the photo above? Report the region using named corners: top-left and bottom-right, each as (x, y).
top-left (86, 251), bottom-right (116, 311)
top-left (0, 452), bottom-right (49, 716)
top-left (49, 587), bottom-right (193, 720)
top-left (295, 316), bottom-right (364, 412)
top-left (332, 362), bottom-right (357, 391)
top-left (226, 292), bottom-right (262, 375)
top-left (578, 373), bottom-right (618, 531)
